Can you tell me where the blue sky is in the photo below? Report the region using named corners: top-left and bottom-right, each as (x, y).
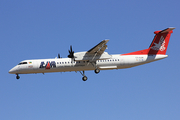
top-left (1, 0), bottom-right (180, 119)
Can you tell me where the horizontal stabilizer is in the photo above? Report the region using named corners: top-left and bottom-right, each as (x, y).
top-left (155, 27), bottom-right (175, 34)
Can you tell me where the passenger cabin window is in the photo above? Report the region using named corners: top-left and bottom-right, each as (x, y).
top-left (18, 62), bottom-right (27, 65)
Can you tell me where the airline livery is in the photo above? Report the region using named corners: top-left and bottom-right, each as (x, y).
top-left (9, 27), bottom-right (175, 81)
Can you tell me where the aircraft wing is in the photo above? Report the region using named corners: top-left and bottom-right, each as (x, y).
top-left (86, 40), bottom-right (109, 55)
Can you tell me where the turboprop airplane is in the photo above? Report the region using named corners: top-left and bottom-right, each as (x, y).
top-left (9, 27), bottom-right (175, 81)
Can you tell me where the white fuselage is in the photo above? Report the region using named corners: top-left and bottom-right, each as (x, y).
top-left (9, 54), bottom-right (168, 74)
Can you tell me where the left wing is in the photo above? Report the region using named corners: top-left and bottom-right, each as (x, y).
top-left (86, 40), bottom-right (109, 55)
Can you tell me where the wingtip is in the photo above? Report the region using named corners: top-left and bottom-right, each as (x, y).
top-left (103, 39), bottom-right (109, 42)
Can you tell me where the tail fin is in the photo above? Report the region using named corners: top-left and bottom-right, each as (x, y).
top-left (148, 27), bottom-right (175, 55)
top-left (122, 27), bottom-right (175, 55)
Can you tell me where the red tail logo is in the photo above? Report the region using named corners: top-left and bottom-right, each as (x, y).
top-left (122, 27), bottom-right (175, 55)
top-left (148, 27), bottom-right (174, 55)
top-left (151, 36), bottom-right (165, 51)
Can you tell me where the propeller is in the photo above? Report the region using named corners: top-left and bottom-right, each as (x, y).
top-left (68, 45), bottom-right (75, 58)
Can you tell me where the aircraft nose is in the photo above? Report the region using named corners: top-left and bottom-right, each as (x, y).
top-left (9, 66), bottom-right (17, 74)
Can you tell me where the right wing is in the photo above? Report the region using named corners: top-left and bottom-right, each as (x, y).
top-left (86, 40), bottom-right (109, 55)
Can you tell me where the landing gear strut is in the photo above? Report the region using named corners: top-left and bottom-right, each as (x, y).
top-left (16, 74), bottom-right (20, 79)
top-left (90, 62), bottom-right (100, 74)
top-left (79, 71), bottom-right (88, 81)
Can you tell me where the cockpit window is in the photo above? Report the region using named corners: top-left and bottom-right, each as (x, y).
top-left (18, 62), bottom-right (27, 65)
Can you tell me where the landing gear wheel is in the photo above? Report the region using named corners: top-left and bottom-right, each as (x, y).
top-left (82, 76), bottom-right (88, 81)
top-left (16, 75), bottom-right (20, 79)
top-left (94, 69), bottom-right (100, 74)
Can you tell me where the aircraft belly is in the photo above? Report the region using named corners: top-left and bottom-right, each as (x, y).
top-left (18, 65), bottom-right (95, 74)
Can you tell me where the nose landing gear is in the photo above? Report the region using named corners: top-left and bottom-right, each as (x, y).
top-left (16, 74), bottom-right (20, 79)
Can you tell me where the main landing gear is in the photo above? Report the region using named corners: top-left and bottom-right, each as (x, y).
top-left (16, 74), bottom-right (20, 79)
top-left (91, 62), bottom-right (100, 74)
top-left (79, 68), bottom-right (100, 81)
top-left (79, 71), bottom-right (88, 81)
top-left (94, 69), bottom-right (100, 74)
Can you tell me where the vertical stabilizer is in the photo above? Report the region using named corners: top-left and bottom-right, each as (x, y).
top-left (121, 27), bottom-right (175, 55)
top-left (148, 27), bottom-right (175, 55)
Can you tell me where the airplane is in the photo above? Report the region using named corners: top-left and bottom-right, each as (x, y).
top-left (9, 27), bottom-right (175, 81)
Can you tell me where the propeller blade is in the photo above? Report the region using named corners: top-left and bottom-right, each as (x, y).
top-left (68, 45), bottom-right (74, 58)
top-left (70, 45), bottom-right (72, 52)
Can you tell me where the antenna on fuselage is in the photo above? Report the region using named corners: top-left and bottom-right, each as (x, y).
top-left (58, 53), bottom-right (62, 58)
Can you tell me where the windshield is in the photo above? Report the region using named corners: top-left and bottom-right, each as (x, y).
top-left (18, 62), bottom-right (27, 65)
